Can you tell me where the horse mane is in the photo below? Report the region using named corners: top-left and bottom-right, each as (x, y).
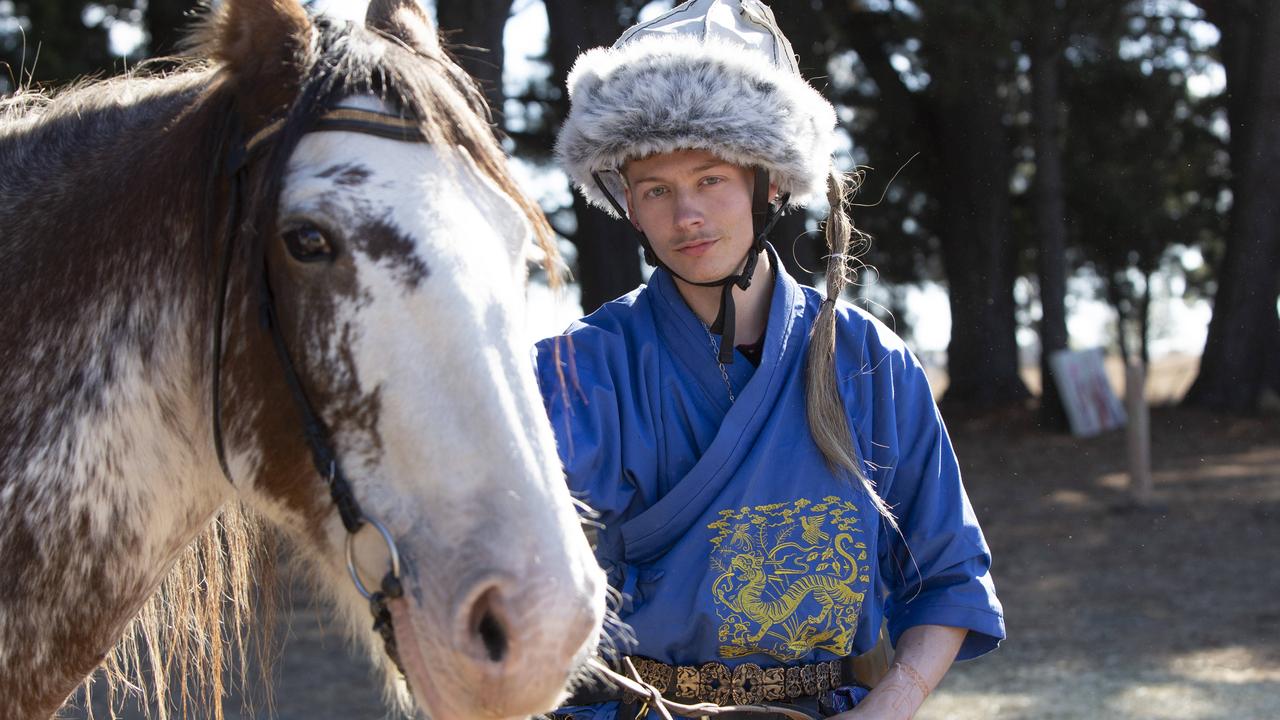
top-left (0, 8), bottom-right (560, 719)
top-left (0, 59), bottom-right (268, 720)
top-left (84, 505), bottom-right (275, 720)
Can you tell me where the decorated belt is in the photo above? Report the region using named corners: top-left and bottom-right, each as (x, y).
top-left (627, 655), bottom-right (858, 706)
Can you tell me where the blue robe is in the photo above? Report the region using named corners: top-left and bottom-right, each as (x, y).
top-left (534, 248), bottom-right (1004, 716)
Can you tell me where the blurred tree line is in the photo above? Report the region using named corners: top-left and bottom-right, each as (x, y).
top-left (2, 0), bottom-right (1276, 419)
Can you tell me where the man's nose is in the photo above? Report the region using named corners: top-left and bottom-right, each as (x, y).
top-left (673, 191), bottom-right (704, 231)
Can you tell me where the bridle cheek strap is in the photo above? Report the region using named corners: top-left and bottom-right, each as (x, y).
top-left (256, 270), bottom-right (365, 533)
top-left (211, 106), bottom-right (431, 679)
top-left (216, 106), bottom-right (429, 525)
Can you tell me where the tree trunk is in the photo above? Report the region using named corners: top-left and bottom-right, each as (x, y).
top-left (1264, 307), bottom-right (1280, 397)
top-left (931, 48), bottom-right (1030, 412)
top-left (1030, 2), bottom-right (1071, 430)
top-left (544, 0), bottom-right (642, 312)
top-left (843, 6), bottom-right (1029, 413)
top-left (435, 0), bottom-right (514, 120)
top-left (1140, 267), bottom-right (1152, 367)
top-left (1107, 272), bottom-right (1133, 365)
top-left (1185, 0), bottom-right (1280, 413)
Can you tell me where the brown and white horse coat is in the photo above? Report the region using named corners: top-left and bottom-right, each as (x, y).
top-left (0, 1), bottom-right (605, 718)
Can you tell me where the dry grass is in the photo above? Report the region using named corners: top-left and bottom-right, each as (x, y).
top-left (924, 353), bottom-right (1202, 406)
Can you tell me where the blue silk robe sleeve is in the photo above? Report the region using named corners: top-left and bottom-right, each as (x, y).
top-left (837, 308), bottom-right (1005, 661)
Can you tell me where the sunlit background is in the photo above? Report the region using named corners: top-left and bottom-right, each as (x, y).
top-left (19, 0), bottom-right (1231, 358)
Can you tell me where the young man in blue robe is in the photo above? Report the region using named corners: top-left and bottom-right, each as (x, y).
top-left (535, 1), bottom-right (1005, 717)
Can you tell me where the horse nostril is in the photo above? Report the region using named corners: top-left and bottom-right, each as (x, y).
top-left (469, 587), bottom-right (509, 663)
top-left (478, 608), bottom-right (508, 662)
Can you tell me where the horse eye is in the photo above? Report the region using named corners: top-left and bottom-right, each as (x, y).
top-left (283, 224), bottom-right (335, 262)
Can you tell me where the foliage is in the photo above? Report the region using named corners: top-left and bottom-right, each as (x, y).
top-left (1062, 1), bottom-right (1228, 362)
top-left (2, 1), bottom-right (130, 93)
top-left (3, 0), bottom-right (1267, 413)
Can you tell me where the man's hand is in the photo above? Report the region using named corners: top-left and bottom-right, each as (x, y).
top-left (827, 624), bottom-right (966, 720)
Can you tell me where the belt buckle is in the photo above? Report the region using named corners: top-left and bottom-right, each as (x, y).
top-left (698, 662), bottom-right (732, 705)
top-left (631, 656), bottom-right (673, 695)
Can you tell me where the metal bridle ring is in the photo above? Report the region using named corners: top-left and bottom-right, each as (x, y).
top-left (345, 514), bottom-right (402, 599)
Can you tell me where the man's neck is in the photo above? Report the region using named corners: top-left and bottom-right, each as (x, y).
top-left (673, 250), bottom-right (774, 347)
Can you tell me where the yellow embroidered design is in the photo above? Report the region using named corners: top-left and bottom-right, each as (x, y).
top-left (707, 496), bottom-right (870, 661)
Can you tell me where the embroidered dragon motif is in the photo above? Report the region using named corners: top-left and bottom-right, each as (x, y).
top-left (721, 534), bottom-right (864, 644)
top-left (707, 497), bottom-right (871, 661)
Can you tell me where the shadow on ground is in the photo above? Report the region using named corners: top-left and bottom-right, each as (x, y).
top-left (922, 407), bottom-right (1280, 720)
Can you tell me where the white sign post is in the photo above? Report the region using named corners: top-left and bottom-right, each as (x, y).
top-left (1125, 359), bottom-right (1153, 505)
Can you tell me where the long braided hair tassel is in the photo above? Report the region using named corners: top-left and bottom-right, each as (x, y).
top-left (804, 165), bottom-right (898, 530)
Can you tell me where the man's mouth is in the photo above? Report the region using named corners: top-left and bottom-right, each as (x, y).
top-left (675, 236), bottom-right (718, 256)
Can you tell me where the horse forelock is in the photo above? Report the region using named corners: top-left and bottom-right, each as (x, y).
top-left (244, 17), bottom-right (558, 283)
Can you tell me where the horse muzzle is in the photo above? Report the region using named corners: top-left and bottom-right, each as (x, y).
top-left (388, 564), bottom-right (605, 720)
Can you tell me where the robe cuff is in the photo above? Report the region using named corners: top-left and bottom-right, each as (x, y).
top-left (888, 602), bottom-right (1006, 661)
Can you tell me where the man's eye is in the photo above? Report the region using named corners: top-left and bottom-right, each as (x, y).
top-left (702, 176), bottom-right (723, 186)
top-left (645, 187), bottom-right (668, 199)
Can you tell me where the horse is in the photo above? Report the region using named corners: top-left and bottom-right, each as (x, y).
top-left (0, 0), bottom-right (606, 717)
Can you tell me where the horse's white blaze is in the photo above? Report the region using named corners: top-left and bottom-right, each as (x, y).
top-left (278, 112), bottom-right (604, 717)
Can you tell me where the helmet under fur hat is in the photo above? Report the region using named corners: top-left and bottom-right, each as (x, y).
top-left (555, 0), bottom-right (838, 217)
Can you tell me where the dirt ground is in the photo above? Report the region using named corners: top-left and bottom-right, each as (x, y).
top-left (919, 403), bottom-right (1280, 720)
top-left (65, 361), bottom-right (1280, 720)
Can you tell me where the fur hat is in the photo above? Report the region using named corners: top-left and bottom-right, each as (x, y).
top-left (555, 0), bottom-right (838, 217)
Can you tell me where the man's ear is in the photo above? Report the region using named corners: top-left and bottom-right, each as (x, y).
top-left (769, 180), bottom-right (780, 204)
top-left (622, 186), bottom-right (642, 230)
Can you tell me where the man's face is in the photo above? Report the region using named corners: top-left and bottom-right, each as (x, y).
top-left (623, 149), bottom-right (759, 284)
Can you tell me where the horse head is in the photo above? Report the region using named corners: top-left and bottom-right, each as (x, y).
top-left (203, 1), bottom-right (605, 717)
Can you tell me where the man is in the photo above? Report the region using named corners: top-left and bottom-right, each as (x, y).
top-left (535, 2), bottom-right (1004, 718)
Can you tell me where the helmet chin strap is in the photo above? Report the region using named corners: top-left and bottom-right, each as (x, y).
top-left (592, 167), bottom-right (789, 364)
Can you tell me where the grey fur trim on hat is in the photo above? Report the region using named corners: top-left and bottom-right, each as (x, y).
top-left (555, 34), bottom-right (838, 216)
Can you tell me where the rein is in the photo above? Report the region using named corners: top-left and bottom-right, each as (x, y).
top-left (210, 104), bottom-right (426, 676)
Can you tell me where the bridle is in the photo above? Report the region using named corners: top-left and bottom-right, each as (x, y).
top-left (209, 103), bottom-right (426, 675)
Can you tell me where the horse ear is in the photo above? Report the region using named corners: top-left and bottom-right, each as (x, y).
top-left (366, 0), bottom-right (440, 53)
top-left (204, 0), bottom-right (313, 124)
